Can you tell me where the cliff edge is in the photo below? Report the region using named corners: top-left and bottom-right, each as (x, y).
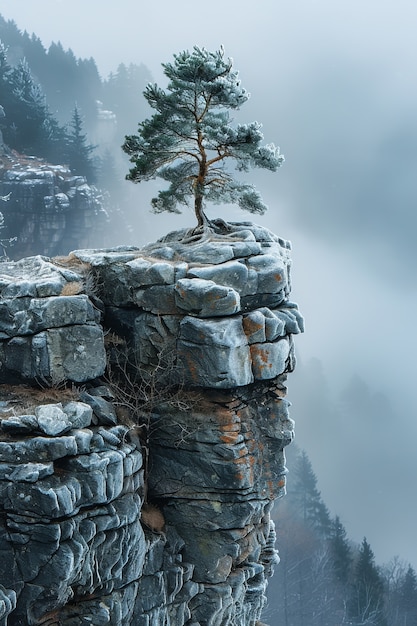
top-left (0, 222), bottom-right (303, 625)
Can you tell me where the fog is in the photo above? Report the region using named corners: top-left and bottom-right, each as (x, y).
top-left (1, 0), bottom-right (416, 568)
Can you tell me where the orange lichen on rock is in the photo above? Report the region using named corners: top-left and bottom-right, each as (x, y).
top-left (220, 431), bottom-right (240, 445)
top-left (233, 449), bottom-right (256, 486)
top-left (250, 344), bottom-right (272, 367)
top-left (242, 317), bottom-right (264, 336)
top-left (216, 406), bottom-right (242, 445)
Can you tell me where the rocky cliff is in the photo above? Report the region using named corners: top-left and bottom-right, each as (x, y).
top-left (0, 221), bottom-right (303, 625)
top-left (0, 152), bottom-right (108, 260)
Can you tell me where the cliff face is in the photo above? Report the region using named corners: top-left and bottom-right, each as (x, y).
top-left (0, 222), bottom-right (303, 625)
top-left (0, 153), bottom-right (108, 260)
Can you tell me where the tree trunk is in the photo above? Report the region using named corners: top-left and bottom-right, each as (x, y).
top-left (194, 193), bottom-right (209, 229)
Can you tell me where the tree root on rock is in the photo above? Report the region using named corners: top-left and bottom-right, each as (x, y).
top-left (180, 218), bottom-right (236, 244)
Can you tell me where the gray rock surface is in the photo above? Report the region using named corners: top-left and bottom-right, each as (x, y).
top-left (0, 256), bottom-right (106, 384)
top-left (0, 395), bottom-right (150, 625)
top-left (0, 156), bottom-right (108, 259)
top-left (0, 585), bottom-right (16, 625)
top-left (75, 222), bottom-right (302, 388)
top-left (0, 221), bottom-right (303, 625)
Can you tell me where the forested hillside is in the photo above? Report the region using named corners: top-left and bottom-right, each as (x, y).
top-left (0, 13), bottom-right (151, 186)
top-left (0, 13), bottom-right (154, 255)
top-left (266, 444), bottom-right (417, 625)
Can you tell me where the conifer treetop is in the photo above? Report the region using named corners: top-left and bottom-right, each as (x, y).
top-left (122, 46), bottom-right (284, 233)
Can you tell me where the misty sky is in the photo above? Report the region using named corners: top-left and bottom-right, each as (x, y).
top-left (1, 0), bottom-right (417, 569)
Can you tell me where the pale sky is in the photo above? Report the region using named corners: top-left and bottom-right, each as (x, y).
top-left (1, 0), bottom-right (417, 569)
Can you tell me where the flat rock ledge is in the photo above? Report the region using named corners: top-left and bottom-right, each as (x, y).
top-left (0, 221), bottom-right (303, 626)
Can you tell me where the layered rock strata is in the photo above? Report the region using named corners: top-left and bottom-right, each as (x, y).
top-left (0, 221), bottom-right (303, 625)
top-left (0, 155), bottom-right (108, 260)
top-left (0, 388), bottom-right (197, 626)
top-left (75, 221), bottom-right (303, 389)
top-left (0, 255), bottom-right (106, 384)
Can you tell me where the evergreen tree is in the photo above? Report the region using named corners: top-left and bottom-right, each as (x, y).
top-left (0, 17), bottom-right (102, 131)
top-left (26, 33), bottom-right (48, 79)
top-left (41, 42), bottom-right (100, 127)
top-left (66, 105), bottom-right (97, 182)
top-left (75, 56), bottom-right (102, 125)
top-left (292, 449), bottom-right (332, 536)
top-left (349, 537), bottom-right (386, 625)
top-left (5, 58), bottom-right (50, 155)
top-left (45, 41), bottom-right (79, 118)
top-left (0, 43), bottom-right (66, 160)
top-left (266, 445), bottom-right (417, 626)
top-left (0, 38), bottom-right (9, 75)
top-left (330, 515), bottom-right (352, 585)
top-left (0, 16), bottom-right (47, 75)
top-left (0, 39), bottom-right (18, 146)
top-left (122, 46), bottom-right (284, 230)
top-left (97, 147), bottom-right (121, 191)
top-left (400, 565), bottom-right (417, 625)
top-left (0, 16), bottom-right (22, 56)
top-left (0, 39), bottom-right (13, 110)
top-left (102, 61), bottom-right (152, 136)
top-left (41, 114), bottom-right (69, 164)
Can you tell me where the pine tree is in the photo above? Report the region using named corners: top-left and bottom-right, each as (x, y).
top-left (330, 515), bottom-right (352, 585)
top-left (27, 33), bottom-right (48, 79)
top-left (41, 114), bottom-right (68, 164)
top-left (5, 58), bottom-right (51, 155)
top-left (76, 56), bottom-right (102, 125)
top-left (349, 537), bottom-right (386, 625)
top-left (45, 41), bottom-right (79, 121)
top-left (102, 62), bottom-right (152, 137)
top-left (400, 565), bottom-right (417, 625)
top-left (0, 45), bottom-right (66, 161)
top-left (292, 449), bottom-right (332, 537)
top-left (122, 46), bottom-right (284, 230)
top-left (97, 148), bottom-right (121, 192)
top-left (0, 40), bottom-right (13, 113)
top-left (66, 105), bottom-right (97, 182)
top-left (0, 39), bottom-right (10, 79)
top-left (0, 16), bottom-right (22, 52)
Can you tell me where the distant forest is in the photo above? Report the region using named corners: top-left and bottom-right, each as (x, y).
top-left (0, 13), bottom-right (151, 188)
top-left (266, 442), bottom-right (417, 625)
top-left (1, 14), bottom-right (416, 626)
